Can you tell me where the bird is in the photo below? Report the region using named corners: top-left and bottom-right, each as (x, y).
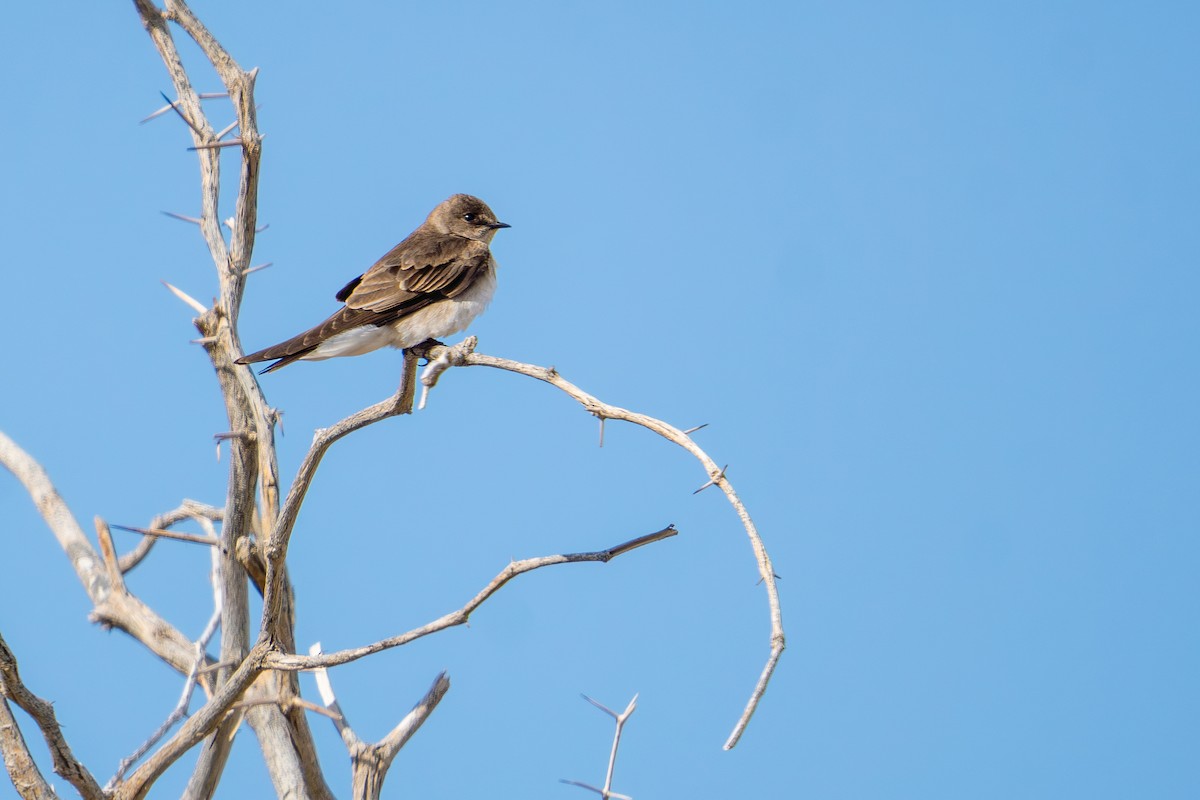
top-left (236, 194), bottom-right (509, 374)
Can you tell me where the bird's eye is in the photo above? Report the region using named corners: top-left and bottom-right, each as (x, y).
top-left (462, 213), bottom-right (477, 222)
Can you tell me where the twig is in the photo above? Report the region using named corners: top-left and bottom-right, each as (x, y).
top-left (108, 525), bottom-right (223, 789)
top-left (107, 652), bottom-right (204, 790)
top-left (119, 499), bottom-right (223, 574)
top-left (308, 644), bottom-right (450, 800)
top-left (266, 526), bottom-right (677, 672)
top-left (562, 694), bottom-right (638, 800)
top-left (308, 642), bottom-right (359, 748)
top-left (110, 523), bottom-right (220, 548)
top-left (112, 639), bottom-right (268, 800)
top-left (262, 355), bottom-right (420, 630)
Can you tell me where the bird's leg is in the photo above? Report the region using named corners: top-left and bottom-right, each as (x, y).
top-left (393, 350), bottom-right (419, 414)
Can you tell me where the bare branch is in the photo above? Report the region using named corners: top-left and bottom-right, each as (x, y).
top-left (0, 694), bottom-right (58, 800)
top-left (1, 430), bottom-right (114, 607)
top-left (112, 640), bottom-right (270, 800)
top-left (563, 693), bottom-right (638, 800)
top-left (111, 523), bottom-right (221, 548)
top-left (118, 500), bottom-right (223, 573)
top-left (375, 671), bottom-right (451, 762)
top-left (0, 634), bottom-right (105, 800)
top-left (418, 345), bottom-right (785, 748)
top-left (308, 642), bottom-right (360, 750)
top-left (108, 650), bottom-right (204, 789)
top-left (266, 527), bottom-right (678, 672)
top-left (309, 645), bottom-right (450, 800)
top-left (261, 356), bottom-right (420, 638)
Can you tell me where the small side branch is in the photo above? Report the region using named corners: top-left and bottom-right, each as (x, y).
top-left (266, 526), bottom-right (677, 672)
top-left (118, 499), bottom-right (224, 573)
top-left (111, 639), bottom-right (270, 800)
top-left (309, 644), bottom-right (449, 799)
top-left (262, 356), bottom-right (420, 631)
top-left (107, 530), bottom-right (224, 790)
top-left (0, 634), bottom-right (104, 800)
top-left (561, 694), bottom-right (638, 800)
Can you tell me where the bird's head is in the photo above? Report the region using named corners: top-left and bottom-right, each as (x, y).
top-left (430, 194), bottom-right (511, 243)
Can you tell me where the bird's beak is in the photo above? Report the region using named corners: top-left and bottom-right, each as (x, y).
top-left (490, 221), bottom-right (511, 230)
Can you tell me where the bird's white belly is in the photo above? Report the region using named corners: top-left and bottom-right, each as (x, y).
top-left (306, 265), bottom-right (496, 360)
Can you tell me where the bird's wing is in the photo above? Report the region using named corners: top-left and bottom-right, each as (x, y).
top-left (336, 233), bottom-right (492, 312)
top-left (237, 233), bottom-right (494, 372)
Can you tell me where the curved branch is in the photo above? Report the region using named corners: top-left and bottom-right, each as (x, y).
top-left (421, 344), bottom-right (785, 748)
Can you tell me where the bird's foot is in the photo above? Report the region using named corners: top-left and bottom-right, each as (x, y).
top-left (407, 339), bottom-right (445, 365)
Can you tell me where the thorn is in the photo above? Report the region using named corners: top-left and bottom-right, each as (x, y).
top-left (598, 417), bottom-right (605, 448)
top-left (256, 223), bottom-right (270, 233)
top-left (190, 336), bottom-right (218, 345)
top-left (682, 423), bottom-right (709, 435)
top-left (162, 281), bottom-right (208, 314)
top-left (692, 464), bottom-right (728, 495)
top-left (140, 92), bottom-right (227, 124)
top-left (213, 431), bottom-right (251, 442)
top-left (197, 659), bottom-right (236, 676)
top-left (242, 262), bottom-right (272, 276)
top-left (188, 139), bottom-right (245, 151)
top-left (162, 210), bottom-right (202, 225)
top-left (140, 104), bottom-right (174, 124)
top-left (109, 523), bottom-right (219, 547)
top-left (159, 91), bottom-right (204, 136)
top-left (215, 441), bottom-right (222, 462)
top-left (214, 118), bottom-right (240, 140)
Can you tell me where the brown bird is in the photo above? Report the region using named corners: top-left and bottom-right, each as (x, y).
top-left (237, 194), bottom-right (509, 373)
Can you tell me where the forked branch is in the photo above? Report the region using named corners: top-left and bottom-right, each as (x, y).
top-left (309, 644), bottom-right (450, 800)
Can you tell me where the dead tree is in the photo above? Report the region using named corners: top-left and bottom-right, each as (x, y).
top-left (0, 2), bottom-right (783, 798)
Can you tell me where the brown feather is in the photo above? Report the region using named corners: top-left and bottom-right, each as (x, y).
top-left (237, 193), bottom-right (507, 373)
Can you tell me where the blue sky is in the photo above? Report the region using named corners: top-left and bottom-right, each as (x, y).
top-left (2, 2), bottom-right (1198, 798)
